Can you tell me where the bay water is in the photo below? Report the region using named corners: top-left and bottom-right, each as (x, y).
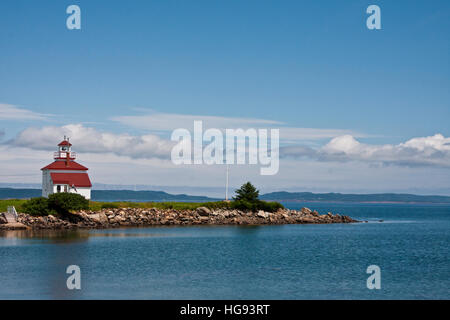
top-left (0, 202), bottom-right (448, 299)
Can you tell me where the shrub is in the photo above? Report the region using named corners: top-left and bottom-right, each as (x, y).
top-left (22, 197), bottom-right (53, 216)
top-left (231, 200), bottom-right (256, 212)
top-left (231, 199), bottom-right (284, 213)
top-left (257, 200), bottom-right (284, 212)
top-left (48, 193), bottom-right (89, 214)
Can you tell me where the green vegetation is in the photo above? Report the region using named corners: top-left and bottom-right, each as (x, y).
top-left (0, 199), bottom-right (27, 213)
top-left (100, 202), bottom-right (120, 209)
top-left (89, 200), bottom-right (230, 211)
top-left (9, 193), bottom-right (90, 216)
top-left (233, 182), bottom-right (260, 202)
top-left (90, 199), bottom-right (282, 213)
top-left (47, 193), bottom-right (89, 214)
top-left (22, 197), bottom-right (55, 216)
top-left (231, 199), bottom-right (284, 212)
top-left (1, 198), bottom-right (283, 216)
top-left (0, 183), bottom-right (283, 216)
top-left (231, 182), bottom-right (284, 212)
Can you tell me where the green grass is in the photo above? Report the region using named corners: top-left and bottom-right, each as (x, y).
top-left (0, 199), bottom-right (229, 213)
top-left (89, 200), bottom-right (231, 211)
top-left (1, 199), bottom-right (283, 214)
top-left (0, 199), bottom-right (28, 212)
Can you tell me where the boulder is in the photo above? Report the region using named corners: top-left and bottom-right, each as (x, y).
top-left (47, 215), bottom-right (58, 222)
top-left (196, 207), bottom-right (211, 216)
top-left (0, 222), bottom-right (29, 230)
top-left (89, 212), bottom-right (108, 225)
top-left (301, 207), bottom-right (312, 215)
top-left (257, 211), bottom-right (268, 219)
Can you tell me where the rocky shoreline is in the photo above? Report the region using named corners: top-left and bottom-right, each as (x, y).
top-left (0, 207), bottom-right (358, 230)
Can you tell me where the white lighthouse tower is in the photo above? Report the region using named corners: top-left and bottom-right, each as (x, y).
top-left (41, 137), bottom-right (92, 199)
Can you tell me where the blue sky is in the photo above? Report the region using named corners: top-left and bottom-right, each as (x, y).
top-left (0, 0), bottom-right (449, 195)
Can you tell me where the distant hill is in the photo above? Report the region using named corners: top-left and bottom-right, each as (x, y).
top-left (91, 190), bottom-right (216, 202)
top-left (0, 188), bottom-right (216, 202)
top-left (260, 191), bottom-right (450, 204)
top-left (2, 188), bottom-right (450, 204)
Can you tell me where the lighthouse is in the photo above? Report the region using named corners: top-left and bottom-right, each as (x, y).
top-left (41, 137), bottom-right (92, 199)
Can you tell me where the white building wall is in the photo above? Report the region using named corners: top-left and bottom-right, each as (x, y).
top-left (70, 187), bottom-right (91, 200)
top-left (41, 170), bottom-right (53, 198)
top-left (42, 169), bottom-right (91, 200)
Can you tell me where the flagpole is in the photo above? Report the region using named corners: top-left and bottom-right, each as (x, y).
top-left (225, 164), bottom-right (229, 201)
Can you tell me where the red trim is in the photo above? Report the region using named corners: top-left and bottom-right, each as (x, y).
top-left (41, 160), bottom-right (88, 171)
top-left (58, 140), bottom-right (72, 147)
top-left (50, 172), bottom-right (92, 187)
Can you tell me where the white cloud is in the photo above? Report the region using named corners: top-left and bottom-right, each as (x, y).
top-left (3, 131), bottom-right (450, 196)
top-left (111, 111), bottom-right (363, 141)
top-left (10, 124), bottom-right (174, 159)
top-left (0, 103), bottom-right (49, 121)
top-left (111, 111), bottom-right (282, 131)
top-left (282, 134), bottom-right (450, 167)
top-left (279, 127), bottom-right (364, 141)
top-left (9, 121), bottom-right (450, 168)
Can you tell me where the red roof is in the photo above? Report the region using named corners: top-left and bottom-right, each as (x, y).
top-left (58, 140), bottom-right (72, 147)
top-left (50, 172), bottom-right (92, 188)
top-left (41, 160), bottom-right (88, 171)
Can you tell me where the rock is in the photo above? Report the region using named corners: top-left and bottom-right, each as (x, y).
top-left (7, 206), bottom-right (357, 229)
top-left (89, 212), bottom-right (108, 225)
top-left (257, 211), bottom-right (269, 219)
top-left (0, 215), bottom-right (7, 224)
top-left (299, 217), bottom-right (315, 224)
top-left (196, 207), bottom-right (211, 216)
top-left (111, 216), bottom-right (122, 224)
top-left (0, 222), bottom-right (29, 230)
top-left (301, 207), bottom-right (312, 215)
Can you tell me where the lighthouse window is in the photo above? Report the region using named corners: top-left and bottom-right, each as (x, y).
top-left (57, 185), bottom-right (61, 193)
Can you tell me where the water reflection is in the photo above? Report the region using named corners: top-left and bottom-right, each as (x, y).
top-left (0, 228), bottom-right (188, 243)
top-left (0, 229), bottom-right (90, 243)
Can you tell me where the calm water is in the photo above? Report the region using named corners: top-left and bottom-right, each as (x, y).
top-left (0, 202), bottom-right (449, 299)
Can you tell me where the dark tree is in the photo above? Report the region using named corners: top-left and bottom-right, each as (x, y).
top-left (233, 182), bottom-right (260, 202)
